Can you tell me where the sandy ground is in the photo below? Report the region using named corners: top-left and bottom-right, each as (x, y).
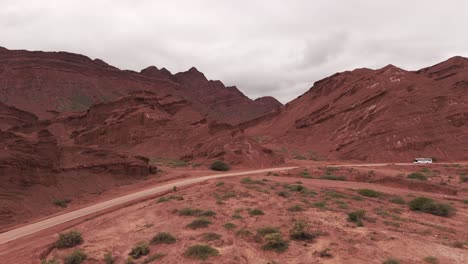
top-left (1, 163), bottom-right (467, 263)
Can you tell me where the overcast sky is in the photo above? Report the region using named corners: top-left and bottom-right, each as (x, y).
top-left (1, 0), bottom-right (468, 103)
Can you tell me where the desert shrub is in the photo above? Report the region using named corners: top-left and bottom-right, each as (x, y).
top-left (323, 190), bottom-right (346, 199)
top-left (210, 160), bottom-right (230, 171)
top-left (390, 196), bottom-right (405, 204)
top-left (156, 195), bottom-right (183, 203)
top-left (184, 244), bottom-right (219, 260)
top-left (187, 218), bottom-right (212, 229)
top-left (460, 174), bottom-right (468, 182)
top-left (248, 208), bottom-right (265, 216)
top-left (151, 232), bottom-right (176, 244)
top-left (357, 189), bottom-right (381, 197)
top-left (129, 242), bottom-right (150, 259)
top-left (103, 252), bottom-right (115, 264)
top-left (409, 197), bottom-right (455, 217)
top-left (124, 256), bottom-right (135, 264)
top-left (287, 184), bottom-right (305, 192)
top-left (241, 177), bottom-right (266, 185)
top-left (464, 200), bottom-right (468, 204)
top-left (290, 220), bottom-right (318, 241)
top-left (299, 170), bottom-right (312, 178)
top-left (223, 222), bottom-right (237, 230)
top-left (318, 248), bottom-right (332, 258)
top-left (236, 228), bottom-right (253, 237)
top-left (201, 232), bottom-right (221, 241)
top-left (216, 181), bottom-right (224, 186)
top-left (348, 210), bottom-right (366, 226)
top-left (53, 198), bottom-right (71, 208)
top-left (179, 208), bottom-right (215, 217)
top-left (257, 226), bottom-right (280, 236)
top-left (277, 191), bottom-right (290, 197)
top-left (313, 201), bottom-right (327, 209)
top-left (383, 258), bottom-right (400, 264)
top-left (64, 250), bottom-right (87, 264)
top-left (423, 256), bottom-right (439, 264)
top-left (56, 231), bottom-right (83, 248)
top-left (407, 172), bottom-right (428, 181)
top-left (452, 241), bottom-right (465, 248)
top-left (232, 213), bottom-right (243, 219)
top-left (262, 233), bottom-right (289, 252)
top-left (320, 175), bottom-right (346, 181)
top-left (287, 204), bottom-right (304, 212)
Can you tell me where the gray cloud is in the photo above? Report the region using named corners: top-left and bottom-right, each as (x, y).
top-left (1, 0), bottom-right (468, 103)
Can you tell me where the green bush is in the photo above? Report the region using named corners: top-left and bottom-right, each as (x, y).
top-left (104, 252), bottom-right (115, 264)
top-left (201, 232), bottom-right (221, 241)
top-left (53, 198), bottom-right (71, 208)
top-left (241, 177), bottom-right (266, 185)
top-left (56, 231), bottom-right (83, 248)
top-left (287, 184), bottom-right (305, 192)
top-left (407, 172), bottom-right (428, 181)
top-left (129, 242), bottom-right (150, 259)
top-left (184, 244), bottom-right (219, 260)
top-left (348, 210), bottom-right (366, 226)
top-left (178, 208), bottom-right (215, 217)
top-left (156, 195), bottom-right (183, 203)
top-left (248, 208), bottom-right (265, 216)
top-left (290, 220), bottom-right (318, 241)
top-left (223, 222), bottom-right (237, 230)
top-left (125, 256), bottom-right (135, 264)
top-left (210, 160), bottom-right (230, 171)
top-left (409, 197), bottom-right (455, 217)
top-left (423, 256), bottom-right (439, 264)
top-left (383, 258), bottom-right (400, 264)
top-left (151, 232), bottom-right (176, 244)
top-left (320, 175), bottom-right (346, 181)
top-left (64, 250), bottom-right (87, 264)
top-left (186, 218), bottom-right (212, 229)
top-left (287, 204), bottom-right (304, 212)
top-left (216, 181), bottom-right (225, 186)
top-left (262, 233), bottom-right (289, 252)
top-left (277, 191), bottom-right (290, 197)
top-left (357, 189), bottom-right (381, 197)
top-left (257, 226), bottom-right (280, 236)
top-left (318, 248), bottom-right (332, 258)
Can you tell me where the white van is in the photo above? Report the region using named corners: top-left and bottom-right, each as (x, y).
top-left (413, 158), bottom-right (432, 164)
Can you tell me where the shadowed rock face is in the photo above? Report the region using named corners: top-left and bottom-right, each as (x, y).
top-left (0, 47), bottom-right (281, 124)
top-left (246, 57), bottom-right (468, 162)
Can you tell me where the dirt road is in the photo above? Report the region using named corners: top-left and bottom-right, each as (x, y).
top-left (0, 167), bottom-right (296, 245)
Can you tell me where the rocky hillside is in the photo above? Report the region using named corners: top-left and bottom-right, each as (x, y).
top-left (245, 57), bottom-right (468, 162)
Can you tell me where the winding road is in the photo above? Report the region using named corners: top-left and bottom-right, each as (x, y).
top-left (0, 167), bottom-right (296, 245)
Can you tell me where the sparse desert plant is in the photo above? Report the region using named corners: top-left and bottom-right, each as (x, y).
top-left (464, 199), bottom-right (468, 204)
top-left (407, 172), bottom-right (428, 181)
top-left (241, 177), bottom-right (266, 185)
top-left (277, 191), bottom-right (290, 197)
top-left (178, 208), bottom-right (215, 217)
top-left (383, 258), bottom-right (400, 264)
top-left (232, 213), bottom-right (243, 219)
top-left (201, 232), bottom-right (221, 241)
top-left (236, 228), bottom-right (253, 238)
top-left (187, 218), bottom-right (212, 229)
top-left (156, 195), bottom-right (183, 203)
top-left (313, 201), bottom-right (327, 209)
top-left (423, 256), bottom-right (439, 264)
top-left (125, 256), bottom-right (135, 264)
top-left (151, 232), bottom-right (176, 244)
top-left (129, 242), bottom-right (150, 259)
top-left (452, 241), bottom-right (465, 248)
top-left (223, 222), bottom-right (237, 230)
top-left (287, 184), bottom-right (305, 192)
top-left (53, 198), bottom-right (71, 208)
top-left (320, 175), bottom-right (346, 181)
top-left (299, 170), bottom-right (312, 178)
top-left (184, 244), bottom-right (219, 260)
top-left (248, 208), bottom-right (265, 216)
top-left (210, 160), bottom-right (230, 171)
top-left (257, 226), bottom-right (280, 236)
top-left (409, 197), bottom-right (455, 217)
top-left (56, 231), bottom-right (83, 248)
top-left (216, 181), bottom-right (224, 186)
top-left (64, 250), bottom-right (87, 264)
top-left (262, 233), bottom-right (289, 252)
top-left (318, 248), bottom-right (332, 258)
top-left (104, 252), bottom-right (115, 264)
top-left (287, 204), bottom-right (304, 212)
top-left (348, 210), bottom-right (366, 226)
top-left (460, 174), bottom-right (468, 182)
top-left (290, 220), bottom-right (318, 241)
top-left (357, 189), bottom-right (381, 197)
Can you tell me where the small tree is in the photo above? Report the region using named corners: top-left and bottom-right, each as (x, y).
top-left (64, 250), bottom-right (87, 264)
top-left (56, 231), bottom-right (83, 249)
top-left (210, 161), bottom-right (230, 171)
top-left (129, 242), bottom-right (150, 259)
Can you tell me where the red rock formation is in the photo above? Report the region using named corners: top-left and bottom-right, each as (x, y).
top-left (246, 58), bottom-right (468, 162)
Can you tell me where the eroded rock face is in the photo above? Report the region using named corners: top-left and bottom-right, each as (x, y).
top-left (246, 58), bottom-right (468, 162)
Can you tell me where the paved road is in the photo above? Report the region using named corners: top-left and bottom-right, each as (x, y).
top-left (0, 167), bottom-right (296, 245)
